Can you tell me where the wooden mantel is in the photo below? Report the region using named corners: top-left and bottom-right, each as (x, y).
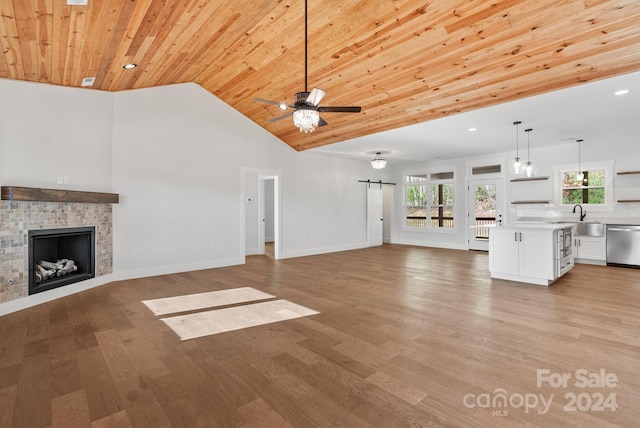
top-left (1, 186), bottom-right (119, 204)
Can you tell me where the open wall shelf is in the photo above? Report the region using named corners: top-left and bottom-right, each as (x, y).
top-left (511, 200), bottom-right (550, 205)
top-left (510, 176), bottom-right (549, 182)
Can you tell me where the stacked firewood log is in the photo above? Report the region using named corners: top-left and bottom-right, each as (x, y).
top-left (35, 259), bottom-right (77, 284)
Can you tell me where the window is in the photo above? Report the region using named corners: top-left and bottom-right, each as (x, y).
top-left (561, 169), bottom-right (605, 205)
top-left (403, 170), bottom-right (455, 229)
top-left (430, 183), bottom-right (454, 227)
top-left (554, 161), bottom-right (613, 210)
top-left (404, 174), bottom-right (427, 227)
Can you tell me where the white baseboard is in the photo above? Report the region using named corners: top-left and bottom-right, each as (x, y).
top-left (280, 242), bottom-right (366, 259)
top-left (112, 257), bottom-right (245, 281)
top-left (392, 239), bottom-right (468, 251)
top-left (0, 274), bottom-right (113, 317)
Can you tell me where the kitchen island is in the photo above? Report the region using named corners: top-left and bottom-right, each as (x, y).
top-left (489, 223), bottom-right (575, 286)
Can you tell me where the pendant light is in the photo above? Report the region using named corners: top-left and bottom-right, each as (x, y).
top-left (576, 139), bottom-right (584, 181)
top-left (371, 152), bottom-right (386, 169)
top-left (508, 121), bottom-right (524, 174)
top-left (522, 128), bottom-right (537, 177)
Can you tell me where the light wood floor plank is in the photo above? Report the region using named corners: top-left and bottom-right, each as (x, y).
top-left (0, 244), bottom-right (639, 426)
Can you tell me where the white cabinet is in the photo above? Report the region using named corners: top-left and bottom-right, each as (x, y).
top-left (489, 227), bottom-right (562, 286)
top-left (574, 236), bottom-right (606, 264)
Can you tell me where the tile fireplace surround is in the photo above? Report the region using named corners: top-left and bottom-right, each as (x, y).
top-left (0, 187), bottom-right (117, 304)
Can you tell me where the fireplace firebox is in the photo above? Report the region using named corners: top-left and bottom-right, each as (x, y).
top-left (28, 227), bottom-right (96, 295)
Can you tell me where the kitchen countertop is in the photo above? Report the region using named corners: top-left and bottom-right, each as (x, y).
top-left (501, 223), bottom-right (575, 230)
top-left (514, 217), bottom-right (639, 225)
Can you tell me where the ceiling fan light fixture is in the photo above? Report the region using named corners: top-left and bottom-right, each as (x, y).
top-left (293, 108), bottom-right (319, 133)
top-left (371, 152), bottom-right (387, 169)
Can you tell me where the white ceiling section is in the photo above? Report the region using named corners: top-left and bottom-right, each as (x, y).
top-left (310, 71), bottom-right (640, 166)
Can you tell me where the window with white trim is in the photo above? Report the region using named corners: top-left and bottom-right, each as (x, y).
top-left (403, 170), bottom-right (455, 229)
top-left (554, 161), bottom-right (613, 209)
top-left (561, 168), bottom-right (606, 205)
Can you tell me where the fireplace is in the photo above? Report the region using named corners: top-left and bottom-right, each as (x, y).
top-left (28, 227), bottom-right (96, 295)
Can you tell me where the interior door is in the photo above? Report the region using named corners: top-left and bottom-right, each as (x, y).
top-left (468, 178), bottom-right (503, 251)
top-left (367, 185), bottom-right (383, 247)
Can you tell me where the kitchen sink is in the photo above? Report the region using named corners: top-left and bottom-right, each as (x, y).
top-left (574, 222), bottom-right (604, 237)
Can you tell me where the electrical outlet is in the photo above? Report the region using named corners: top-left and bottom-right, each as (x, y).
top-left (57, 176), bottom-right (64, 185)
top-left (134, 250), bottom-right (141, 258)
top-left (63, 176), bottom-right (70, 185)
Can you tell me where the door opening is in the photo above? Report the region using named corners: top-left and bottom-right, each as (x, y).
top-left (468, 178), bottom-right (503, 251)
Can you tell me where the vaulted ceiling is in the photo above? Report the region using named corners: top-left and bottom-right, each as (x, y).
top-left (1, 0), bottom-right (639, 152)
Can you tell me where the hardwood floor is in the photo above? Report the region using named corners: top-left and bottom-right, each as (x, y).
top-left (1, 244), bottom-right (640, 427)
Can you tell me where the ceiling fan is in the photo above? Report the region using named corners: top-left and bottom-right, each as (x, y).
top-left (253, 0), bottom-right (361, 133)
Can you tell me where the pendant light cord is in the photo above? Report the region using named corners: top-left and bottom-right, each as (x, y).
top-left (514, 121), bottom-right (521, 157)
top-left (577, 139), bottom-right (582, 172)
top-left (525, 128), bottom-right (532, 161)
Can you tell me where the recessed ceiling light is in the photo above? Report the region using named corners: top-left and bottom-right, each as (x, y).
top-left (81, 77), bottom-right (96, 87)
top-left (123, 63), bottom-right (137, 69)
top-left (279, 103), bottom-right (288, 110)
top-left (468, 127), bottom-right (477, 132)
top-left (67, 0), bottom-right (88, 5)
top-left (614, 89), bottom-right (629, 96)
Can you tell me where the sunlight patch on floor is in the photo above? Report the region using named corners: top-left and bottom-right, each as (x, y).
top-left (142, 287), bottom-right (275, 316)
top-left (160, 299), bottom-right (319, 340)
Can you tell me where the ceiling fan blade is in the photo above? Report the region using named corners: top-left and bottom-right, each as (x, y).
top-left (254, 98), bottom-right (281, 105)
top-left (318, 106), bottom-right (362, 113)
top-left (254, 98), bottom-right (291, 110)
top-left (306, 88), bottom-right (326, 106)
top-left (318, 117), bottom-right (328, 127)
top-left (266, 112), bottom-right (293, 123)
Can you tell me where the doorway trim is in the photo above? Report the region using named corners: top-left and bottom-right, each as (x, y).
top-left (465, 159), bottom-right (506, 251)
top-left (241, 168), bottom-right (281, 260)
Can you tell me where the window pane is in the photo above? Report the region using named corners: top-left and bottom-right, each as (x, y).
top-left (562, 189), bottom-right (583, 205)
top-left (587, 169), bottom-right (605, 186)
top-left (406, 185), bottom-right (426, 205)
top-left (430, 206), bottom-right (454, 228)
top-left (430, 171), bottom-right (454, 180)
top-left (587, 188), bottom-right (605, 204)
top-left (562, 171), bottom-right (582, 188)
top-left (430, 184), bottom-right (454, 205)
top-left (406, 206), bottom-right (426, 227)
top-left (405, 174), bottom-right (427, 183)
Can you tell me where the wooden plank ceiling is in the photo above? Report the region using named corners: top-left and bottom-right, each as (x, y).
top-left (1, 0), bottom-right (639, 151)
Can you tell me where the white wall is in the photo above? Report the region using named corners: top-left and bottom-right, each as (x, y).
top-left (111, 83), bottom-right (388, 279)
top-left (0, 79), bottom-right (113, 191)
top-left (0, 78), bottom-right (391, 286)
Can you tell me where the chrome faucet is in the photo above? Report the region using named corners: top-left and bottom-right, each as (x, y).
top-left (572, 204), bottom-right (587, 221)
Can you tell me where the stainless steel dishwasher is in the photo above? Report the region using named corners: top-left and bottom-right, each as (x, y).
top-left (607, 224), bottom-right (640, 267)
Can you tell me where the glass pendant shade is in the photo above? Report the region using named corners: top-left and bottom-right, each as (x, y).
top-left (522, 162), bottom-right (538, 177)
top-left (371, 152), bottom-right (386, 169)
top-left (509, 121), bottom-right (523, 174)
top-left (521, 128), bottom-right (536, 177)
top-left (508, 156), bottom-right (523, 175)
top-left (292, 108), bottom-right (319, 133)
